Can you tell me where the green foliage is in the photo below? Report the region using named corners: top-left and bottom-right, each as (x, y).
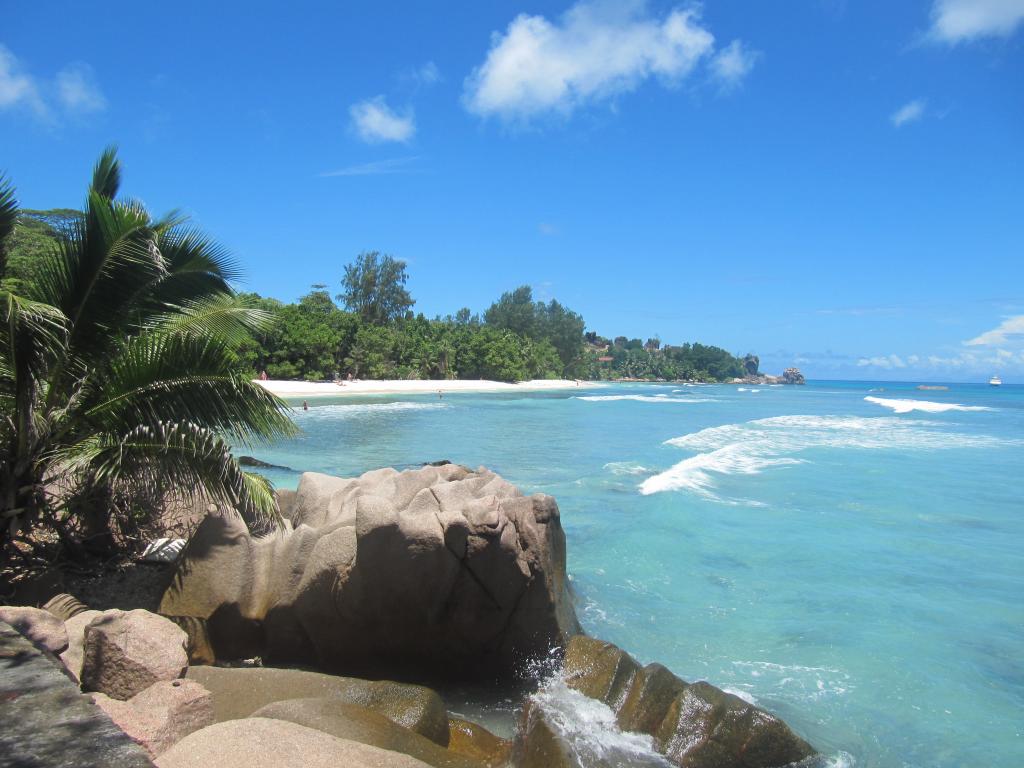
top-left (483, 285), bottom-right (585, 375)
top-left (338, 251), bottom-right (414, 324)
top-left (0, 150), bottom-right (296, 561)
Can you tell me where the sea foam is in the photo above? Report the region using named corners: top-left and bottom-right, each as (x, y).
top-left (296, 401), bottom-right (449, 420)
top-left (640, 414), bottom-right (1007, 499)
top-left (864, 396), bottom-right (992, 414)
top-left (576, 395), bottom-right (715, 404)
top-left (529, 677), bottom-right (672, 766)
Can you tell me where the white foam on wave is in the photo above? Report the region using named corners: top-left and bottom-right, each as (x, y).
top-left (296, 402), bottom-right (450, 420)
top-left (603, 461), bottom-right (652, 476)
top-left (529, 677), bottom-right (673, 766)
top-left (576, 395), bottom-right (715, 404)
top-left (864, 396), bottom-right (992, 414)
top-left (640, 414), bottom-right (1007, 498)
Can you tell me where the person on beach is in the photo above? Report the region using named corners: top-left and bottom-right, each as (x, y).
top-left (259, 370), bottom-right (268, 381)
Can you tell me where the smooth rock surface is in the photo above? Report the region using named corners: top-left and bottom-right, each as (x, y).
top-left (252, 698), bottom-right (483, 767)
top-left (561, 635), bottom-right (816, 768)
top-left (0, 620), bottom-right (153, 768)
top-left (154, 717), bottom-right (433, 768)
top-left (0, 604), bottom-right (69, 654)
top-left (92, 679), bottom-right (214, 757)
top-left (187, 665), bottom-right (450, 745)
top-left (161, 465), bottom-right (579, 678)
top-left (81, 609), bottom-right (189, 699)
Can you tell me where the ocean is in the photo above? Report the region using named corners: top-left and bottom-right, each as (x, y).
top-left (251, 380), bottom-right (1023, 767)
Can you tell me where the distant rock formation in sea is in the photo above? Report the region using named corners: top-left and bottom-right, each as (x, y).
top-left (732, 366), bottom-right (806, 385)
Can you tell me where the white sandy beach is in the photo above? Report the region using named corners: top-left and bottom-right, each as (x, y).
top-left (255, 378), bottom-right (599, 398)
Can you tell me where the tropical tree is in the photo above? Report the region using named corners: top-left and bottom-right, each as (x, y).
top-left (0, 149), bottom-right (296, 562)
top-left (338, 251), bottom-right (414, 324)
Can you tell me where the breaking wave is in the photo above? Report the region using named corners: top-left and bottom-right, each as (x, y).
top-left (576, 395), bottom-right (716, 404)
top-left (604, 461), bottom-right (653, 476)
top-left (640, 415), bottom-right (1007, 498)
top-left (528, 676), bottom-right (673, 767)
top-left (864, 396), bottom-right (992, 414)
top-left (296, 402), bottom-right (450, 420)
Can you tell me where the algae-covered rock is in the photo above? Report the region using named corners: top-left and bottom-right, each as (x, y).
top-left (187, 665), bottom-right (450, 746)
top-left (560, 635), bottom-right (816, 768)
top-left (447, 718), bottom-right (511, 767)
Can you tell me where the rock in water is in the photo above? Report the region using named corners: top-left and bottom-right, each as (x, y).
top-left (554, 635), bottom-right (816, 768)
top-left (782, 367), bottom-right (806, 385)
top-left (160, 465), bottom-right (580, 678)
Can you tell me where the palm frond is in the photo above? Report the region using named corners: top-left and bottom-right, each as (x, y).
top-left (147, 293), bottom-right (274, 347)
top-left (0, 173), bottom-right (18, 274)
top-left (80, 331), bottom-right (296, 445)
top-left (90, 146), bottom-right (121, 200)
top-left (67, 421), bottom-right (282, 526)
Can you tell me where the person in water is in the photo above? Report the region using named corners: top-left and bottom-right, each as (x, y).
top-left (302, 400), bottom-right (308, 411)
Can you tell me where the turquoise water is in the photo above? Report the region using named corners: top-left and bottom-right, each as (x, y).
top-left (252, 381), bottom-right (1024, 767)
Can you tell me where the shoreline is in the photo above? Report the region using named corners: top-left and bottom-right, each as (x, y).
top-left (254, 378), bottom-right (601, 398)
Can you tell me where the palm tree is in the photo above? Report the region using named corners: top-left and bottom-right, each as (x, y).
top-left (0, 148), bottom-right (296, 561)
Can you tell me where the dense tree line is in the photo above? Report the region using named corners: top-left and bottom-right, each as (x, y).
top-left (8, 211), bottom-right (753, 384)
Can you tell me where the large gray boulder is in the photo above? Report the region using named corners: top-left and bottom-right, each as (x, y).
top-left (161, 465), bottom-right (579, 678)
top-left (540, 635), bottom-right (817, 768)
top-left (154, 717), bottom-right (433, 768)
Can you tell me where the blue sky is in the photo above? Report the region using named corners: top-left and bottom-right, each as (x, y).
top-left (2, 0), bottom-right (1022, 381)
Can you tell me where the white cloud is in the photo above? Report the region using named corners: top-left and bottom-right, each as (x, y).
top-left (414, 61), bottom-right (441, 86)
top-left (463, 0), bottom-right (720, 120)
top-left (710, 40), bottom-right (758, 89)
top-left (538, 222), bottom-right (559, 236)
top-left (929, 0), bottom-right (1024, 43)
top-left (349, 96), bottom-right (415, 143)
top-left (890, 99), bottom-right (926, 127)
top-left (964, 315), bottom-right (1024, 347)
top-left (0, 44), bottom-right (46, 117)
top-left (56, 62), bottom-right (106, 113)
top-left (320, 156), bottom-right (419, 177)
top-left (857, 354), bottom-right (907, 369)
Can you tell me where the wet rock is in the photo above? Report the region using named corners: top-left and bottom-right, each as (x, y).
top-left (81, 609), bottom-right (189, 699)
top-left (187, 665), bottom-right (450, 745)
top-left (561, 635), bottom-right (816, 768)
top-left (447, 718), bottom-right (510, 767)
top-left (154, 717), bottom-right (433, 768)
top-left (0, 605), bottom-right (68, 654)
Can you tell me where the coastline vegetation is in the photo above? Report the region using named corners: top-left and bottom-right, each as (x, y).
top-left (11, 204), bottom-right (754, 386)
top-left (0, 149), bottom-right (295, 570)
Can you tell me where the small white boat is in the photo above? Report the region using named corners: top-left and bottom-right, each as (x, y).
top-left (989, 375), bottom-right (1002, 386)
